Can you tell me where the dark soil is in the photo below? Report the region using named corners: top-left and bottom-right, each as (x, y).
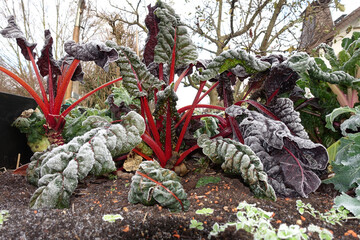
top-left (0, 160), bottom-right (359, 240)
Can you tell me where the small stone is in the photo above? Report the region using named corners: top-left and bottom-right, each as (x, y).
top-left (296, 219), bottom-right (302, 225)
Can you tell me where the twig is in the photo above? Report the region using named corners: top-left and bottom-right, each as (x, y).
top-left (142, 212), bottom-right (148, 223)
top-left (16, 153), bottom-right (21, 169)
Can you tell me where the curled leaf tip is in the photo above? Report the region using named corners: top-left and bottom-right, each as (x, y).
top-left (0, 15), bottom-right (37, 60)
top-left (64, 40), bottom-right (119, 71)
top-left (36, 30), bottom-right (61, 78)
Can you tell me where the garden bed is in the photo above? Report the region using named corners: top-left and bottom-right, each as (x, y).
top-left (0, 159), bottom-right (359, 239)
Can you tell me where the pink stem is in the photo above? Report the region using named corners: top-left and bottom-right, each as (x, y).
top-left (197, 81), bottom-right (220, 104)
top-left (174, 144), bottom-right (200, 166)
top-left (228, 116), bottom-right (244, 144)
top-left (0, 66), bottom-right (48, 116)
top-left (141, 96), bottom-right (162, 146)
top-left (61, 77), bottom-right (123, 118)
top-left (169, 28), bottom-right (177, 85)
top-left (54, 59), bottom-right (80, 114)
top-left (48, 60), bottom-right (54, 114)
top-left (141, 134), bottom-right (166, 166)
top-left (165, 104), bottom-right (173, 160)
top-left (27, 47), bottom-right (49, 107)
top-left (175, 81), bottom-right (206, 152)
top-left (235, 99), bottom-right (279, 120)
top-left (174, 65), bottom-right (192, 92)
top-left (191, 114), bottom-right (227, 126)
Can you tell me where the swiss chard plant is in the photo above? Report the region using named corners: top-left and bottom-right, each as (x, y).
top-left (323, 106), bottom-right (360, 217)
top-left (0, 16), bottom-right (121, 147)
top-left (105, 0), bottom-right (329, 201)
top-left (287, 32), bottom-right (360, 147)
top-left (27, 111), bottom-right (145, 209)
top-left (128, 160), bottom-right (190, 212)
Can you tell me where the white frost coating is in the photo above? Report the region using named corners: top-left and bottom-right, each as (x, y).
top-left (28, 111), bottom-right (145, 209)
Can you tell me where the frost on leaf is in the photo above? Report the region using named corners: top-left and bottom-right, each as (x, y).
top-left (153, 1), bottom-right (198, 68)
top-left (195, 48), bottom-right (271, 82)
top-left (226, 105), bottom-right (328, 198)
top-left (287, 52), bottom-right (357, 88)
top-left (197, 135), bottom-right (276, 201)
top-left (0, 15), bottom-right (37, 60)
top-left (153, 83), bottom-right (179, 120)
top-left (36, 30), bottom-right (62, 78)
top-left (128, 161), bottom-right (190, 212)
top-left (107, 42), bottom-right (164, 98)
top-left (27, 111), bottom-right (145, 209)
top-left (268, 98), bottom-right (309, 139)
top-left (64, 40), bottom-right (119, 71)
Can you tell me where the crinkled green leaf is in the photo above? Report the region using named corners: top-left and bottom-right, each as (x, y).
top-left (194, 116), bottom-right (219, 138)
top-left (27, 111), bottom-right (145, 209)
top-left (314, 58), bottom-right (331, 72)
top-left (107, 42), bottom-right (164, 98)
top-left (63, 106), bottom-right (111, 142)
top-left (338, 50), bottom-right (351, 66)
top-left (287, 52), bottom-right (358, 88)
top-left (316, 43), bottom-right (340, 70)
top-left (343, 48), bottom-right (360, 75)
top-left (128, 161), bottom-right (190, 212)
top-left (195, 48), bottom-right (271, 82)
top-left (153, 2), bottom-right (197, 67)
top-left (12, 109), bottom-right (46, 144)
top-left (197, 135), bottom-right (276, 201)
top-left (153, 83), bottom-right (179, 120)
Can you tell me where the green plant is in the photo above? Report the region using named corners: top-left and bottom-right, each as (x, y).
top-left (0, 16), bottom-right (121, 147)
top-left (323, 106), bottom-right (360, 217)
top-left (27, 111), bottom-right (145, 209)
top-left (195, 208), bottom-right (214, 216)
top-left (189, 219), bottom-right (204, 230)
top-left (197, 135), bottom-right (276, 201)
top-left (107, 0), bottom-right (329, 202)
top-left (195, 176), bottom-right (221, 188)
top-left (0, 210), bottom-right (9, 228)
top-left (202, 201), bottom-right (333, 240)
top-left (296, 200), bottom-right (350, 225)
top-left (102, 214), bottom-right (124, 223)
top-left (128, 161), bottom-right (190, 212)
top-left (108, 175), bottom-right (118, 181)
top-left (288, 32), bottom-right (360, 147)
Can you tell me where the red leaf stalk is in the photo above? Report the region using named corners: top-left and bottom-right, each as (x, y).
top-left (136, 170), bottom-right (185, 211)
top-left (175, 81), bottom-right (206, 152)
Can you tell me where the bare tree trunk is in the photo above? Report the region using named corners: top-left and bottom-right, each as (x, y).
top-left (64, 0), bottom-right (86, 101)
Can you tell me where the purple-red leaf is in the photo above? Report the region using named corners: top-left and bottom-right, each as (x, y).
top-left (264, 63), bottom-right (299, 105)
top-left (58, 55), bottom-right (84, 82)
top-left (226, 105), bottom-right (328, 197)
top-left (36, 30), bottom-right (62, 78)
top-left (143, 4), bottom-right (159, 66)
top-left (0, 15), bottom-right (37, 60)
top-left (64, 40), bottom-right (118, 71)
